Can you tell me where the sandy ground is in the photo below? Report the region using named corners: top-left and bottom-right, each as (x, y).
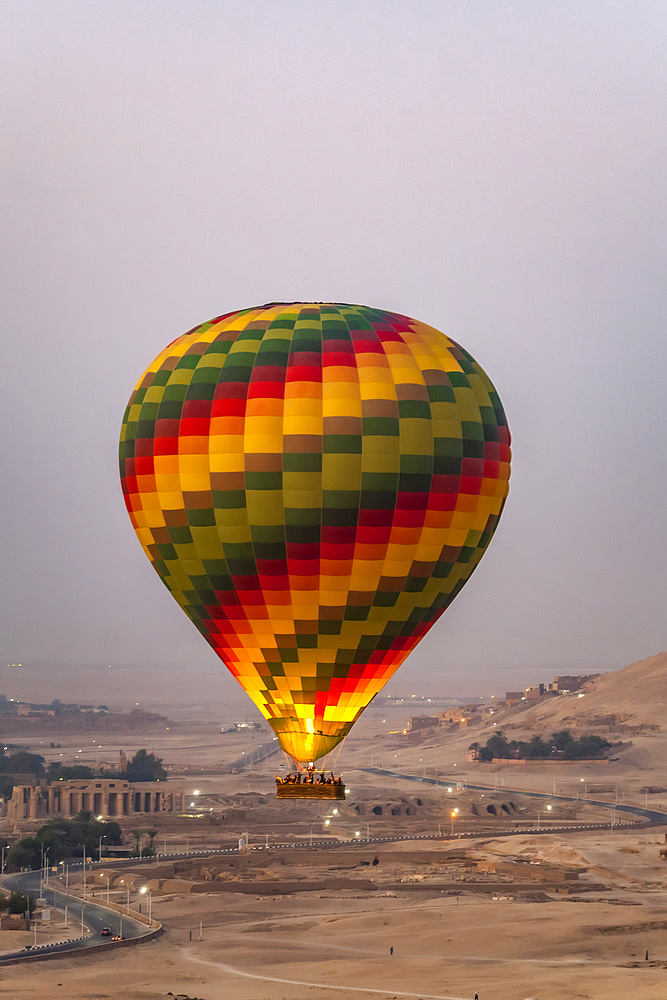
top-left (3, 652), bottom-right (667, 998)
top-left (3, 828), bottom-right (667, 1000)
top-left (0, 915), bottom-right (86, 955)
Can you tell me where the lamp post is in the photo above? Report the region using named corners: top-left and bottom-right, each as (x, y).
top-left (119, 878), bottom-right (130, 913)
top-left (450, 808), bottom-right (459, 837)
top-left (537, 805), bottom-right (552, 831)
top-left (140, 885), bottom-right (152, 922)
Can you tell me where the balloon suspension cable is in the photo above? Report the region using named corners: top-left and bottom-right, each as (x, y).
top-left (330, 732), bottom-right (349, 771)
top-left (280, 742), bottom-right (346, 779)
top-left (282, 750), bottom-right (300, 772)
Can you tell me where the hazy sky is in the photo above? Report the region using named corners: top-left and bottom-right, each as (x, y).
top-left (2, 1), bottom-right (665, 702)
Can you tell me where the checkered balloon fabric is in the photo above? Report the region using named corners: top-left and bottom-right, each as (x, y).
top-left (120, 303), bottom-right (510, 763)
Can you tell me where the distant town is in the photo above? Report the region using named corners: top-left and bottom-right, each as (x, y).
top-left (405, 673), bottom-right (599, 733)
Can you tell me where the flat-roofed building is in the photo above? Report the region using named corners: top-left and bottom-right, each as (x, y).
top-left (504, 691), bottom-right (523, 706)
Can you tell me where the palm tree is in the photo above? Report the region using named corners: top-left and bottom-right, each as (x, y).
top-left (145, 828), bottom-right (158, 856)
top-left (130, 829), bottom-right (144, 858)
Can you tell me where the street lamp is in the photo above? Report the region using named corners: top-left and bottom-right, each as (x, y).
top-left (119, 878), bottom-right (130, 911)
top-left (450, 808), bottom-right (459, 837)
top-left (537, 805), bottom-right (552, 831)
top-left (140, 885), bottom-right (152, 921)
top-left (580, 778), bottom-right (587, 797)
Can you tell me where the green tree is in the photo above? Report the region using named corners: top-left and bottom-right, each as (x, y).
top-left (0, 751), bottom-right (44, 777)
top-left (46, 763), bottom-right (96, 781)
top-left (480, 732), bottom-right (511, 761)
top-left (5, 891), bottom-right (35, 915)
top-left (5, 837), bottom-right (42, 872)
top-left (6, 814), bottom-right (124, 870)
top-left (552, 730), bottom-right (574, 751)
top-left (71, 811), bottom-right (122, 856)
top-left (522, 735), bottom-right (551, 758)
top-left (144, 828), bottom-right (158, 857)
top-left (563, 735), bottom-right (611, 759)
top-left (35, 821), bottom-right (77, 863)
top-left (124, 749), bottom-right (167, 782)
top-left (130, 829), bottom-right (144, 857)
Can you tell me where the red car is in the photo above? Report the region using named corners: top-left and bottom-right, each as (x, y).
top-left (100, 927), bottom-right (112, 937)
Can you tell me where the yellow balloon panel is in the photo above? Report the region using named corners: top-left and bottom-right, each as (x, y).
top-left (120, 303), bottom-right (510, 763)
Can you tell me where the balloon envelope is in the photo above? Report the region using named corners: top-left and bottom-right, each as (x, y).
top-left (120, 303), bottom-right (510, 763)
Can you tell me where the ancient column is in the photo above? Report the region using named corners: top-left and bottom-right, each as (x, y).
top-left (28, 788), bottom-right (39, 820)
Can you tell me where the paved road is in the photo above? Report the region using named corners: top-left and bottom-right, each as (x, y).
top-left (0, 869), bottom-right (149, 961)
top-left (228, 743), bottom-right (280, 770)
top-left (360, 767), bottom-right (667, 824)
top-left (3, 771), bottom-right (664, 964)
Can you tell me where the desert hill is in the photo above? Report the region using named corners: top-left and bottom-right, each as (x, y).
top-left (503, 651), bottom-right (667, 735)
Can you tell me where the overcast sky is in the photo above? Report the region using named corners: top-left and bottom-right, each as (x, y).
top-left (2, 1), bottom-right (665, 704)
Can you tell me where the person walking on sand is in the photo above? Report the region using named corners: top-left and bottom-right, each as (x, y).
top-left (474, 992), bottom-right (478, 1000)
top-left (390, 946), bottom-right (393, 955)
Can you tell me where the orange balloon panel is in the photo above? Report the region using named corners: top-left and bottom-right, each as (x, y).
top-left (119, 303), bottom-right (510, 762)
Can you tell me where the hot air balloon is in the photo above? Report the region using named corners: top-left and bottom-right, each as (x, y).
top-left (119, 303), bottom-right (510, 792)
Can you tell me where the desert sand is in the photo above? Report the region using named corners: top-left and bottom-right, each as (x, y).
top-left (3, 825), bottom-right (667, 1000)
top-left (2, 652), bottom-right (667, 999)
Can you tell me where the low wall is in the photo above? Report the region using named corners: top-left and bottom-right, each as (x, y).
top-left (45, 880), bottom-right (159, 930)
top-left (0, 882), bottom-right (164, 967)
top-left (490, 758), bottom-right (611, 765)
top-left (191, 877), bottom-right (378, 895)
top-left (0, 917), bottom-right (30, 930)
top-left (81, 893), bottom-right (159, 929)
top-left (0, 926), bottom-right (163, 966)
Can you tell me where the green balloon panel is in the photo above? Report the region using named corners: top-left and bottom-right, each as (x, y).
top-left (120, 303), bottom-right (510, 762)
